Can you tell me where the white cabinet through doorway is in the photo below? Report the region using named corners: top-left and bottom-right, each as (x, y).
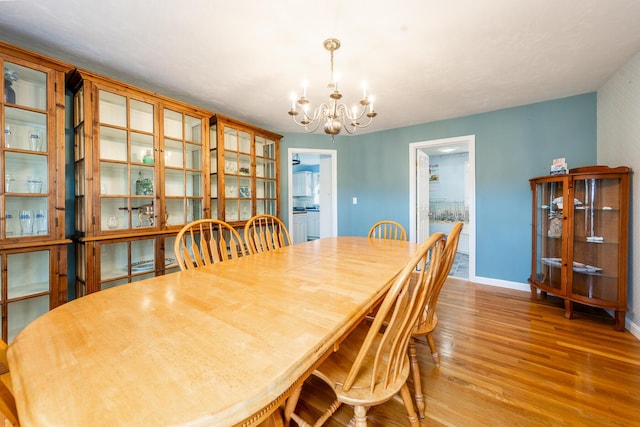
top-left (307, 211), bottom-right (320, 239)
top-left (293, 171), bottom-right (313, 197)
top-left (291, 212), bottom-right (308, 243)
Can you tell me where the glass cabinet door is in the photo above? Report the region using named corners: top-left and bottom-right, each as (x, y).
top-left (255, 135), bottom-right (277, 216)
top-left (99, 237), bottom-right (157, 291)
top-left (212, 119), bottom-right (281, 225)
top-left (223, 126), bottom-right (252, 222)
top-left (570, 177), bottom-right (621, 303)
top-left (98, 90), bottom-right (157, 232)
top-left (3, 249), bottom-right (51, 342)
top-left (2, 61), bottom-right (51, 239)
top-left (534, 178), bottom-right (565, 294)
top-left (163, 109), bottom-right (204, 226)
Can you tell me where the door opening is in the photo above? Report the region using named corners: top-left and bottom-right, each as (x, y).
top-left (409, 136), bottom-right (475, 281)
top-left (288, 148), bottom-right (338, 241)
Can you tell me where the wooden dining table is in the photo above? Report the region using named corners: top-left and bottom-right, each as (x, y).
top-left (7, 236), bottom-right (417, 427)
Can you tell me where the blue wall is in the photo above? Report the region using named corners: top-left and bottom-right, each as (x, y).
top-left (280, 93), bottom-right (597, 283)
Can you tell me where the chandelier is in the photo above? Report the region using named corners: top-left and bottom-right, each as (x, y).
top-left (288, 38), bottom-right (377, 141)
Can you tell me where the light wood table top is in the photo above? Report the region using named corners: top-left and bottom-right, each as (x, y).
top-left (8, 237), bottom-right (417, 427)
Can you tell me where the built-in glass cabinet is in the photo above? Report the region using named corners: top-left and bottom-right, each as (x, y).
top-left (75, 235), bottom-right (179, 295)
top-left (68, 69), bottom-right (210, 295)
top-left (0, 42), bottom-right (71, 342)
top-left (529, 166), bottom-right (631, 330)
top-left (210, 116), bottom-right (280, 226)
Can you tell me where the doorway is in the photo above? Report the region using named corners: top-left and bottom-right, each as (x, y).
top-left (409, 135), bottom-right (475, 280)
top-left (287, 148), bottom-right (338, 240)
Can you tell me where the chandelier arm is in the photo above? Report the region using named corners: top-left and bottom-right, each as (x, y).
top-left (337, 103), bottom-right (375, 131)
top-left (342, 103), bottom-right (368, 122)
top-left (290, 103), bottom-right (333, 133)
top-left (291, 115), bottom-right (321, 133)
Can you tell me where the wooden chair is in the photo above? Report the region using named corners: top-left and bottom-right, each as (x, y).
top-left (368, 220), bottom-right (407, 241)
top-left (409, 221), bottom-right (464, 418)
top-left (284, 232), bottom-right (446, 427)
top-left (174, 219), bottom-right (247, 271)
top-left (243, 214), bottom-right (292, 255)
top-left (0, 340), bottom-right (18, 427)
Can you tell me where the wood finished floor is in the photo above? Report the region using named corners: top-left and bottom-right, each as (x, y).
top-left (291, 278), bottom-right (640, 426)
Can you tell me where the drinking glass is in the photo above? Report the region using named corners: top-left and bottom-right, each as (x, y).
top-left (34, 209), bottom-right (47, 234)
top-left (5, 210), bottom-right (17, 237)
top-left (19, 210), bottom-right (33, 235)
top-left (27, 176), bottom-right (43, 193)
top-left (29, 129), bottom-right (42, 151)
top-left (4, 125), bottom-right (14, 148)
top-left (5, 174), bottom-right (15, 192)
top-left (107, 215), bottom-right (119, 229)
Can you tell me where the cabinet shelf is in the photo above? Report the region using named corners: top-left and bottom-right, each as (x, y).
top-left (529, 166), bottom-right (630, 331)
top-left (537, 233), bottom-right (620, 245)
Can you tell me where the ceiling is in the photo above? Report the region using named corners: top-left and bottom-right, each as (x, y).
top-left (2, 0), bottom-right (640, 136)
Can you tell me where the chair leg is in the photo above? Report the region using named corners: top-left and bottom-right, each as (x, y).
top-left (352, 405), bottom-right (368, 427)
top-left (399, 384), bottom-right (420, 427)
top-left (426, 332), bottom-right (441, 366)
top-left (312, 398), bottom-right (342, 426)
top-left (283, 386), bottom-right (302, 427)
top-left (408, 339), bottom-right (426, 418)
top-left (284, 384), bottom-right (342, 427)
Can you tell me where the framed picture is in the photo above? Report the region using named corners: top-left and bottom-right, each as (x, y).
top-left (429, 163), bottom-right (440, 182)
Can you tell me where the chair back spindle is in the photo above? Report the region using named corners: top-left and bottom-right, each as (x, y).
top-left (368, 220), bottom-right (407, 241)
top-left (244, 214), bottom-right (292, 254)
top-left (174, 219), bottom-right (246, 271)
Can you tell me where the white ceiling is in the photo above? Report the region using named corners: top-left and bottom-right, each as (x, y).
top-left (2, 0), bottom-right (640, 136)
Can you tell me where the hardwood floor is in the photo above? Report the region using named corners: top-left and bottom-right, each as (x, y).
top-left (291, 278), bottom-right (640, 426)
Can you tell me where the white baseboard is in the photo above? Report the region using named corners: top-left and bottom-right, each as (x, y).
top-left (472, 275), bottom-right (640, 339)
top-left (625, 317), bottom-right (640, 339)
top-left (471, 275), bottom-right (531, 292)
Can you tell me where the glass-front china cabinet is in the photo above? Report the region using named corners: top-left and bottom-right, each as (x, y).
top-left (210, 116), bottom-right (280, 227)
top-left (68, 69), bottom-right (211, 295)
top-left (529, 166), bottom-right (631, 330)
top-left (0, 42), bottom-right (71, 342)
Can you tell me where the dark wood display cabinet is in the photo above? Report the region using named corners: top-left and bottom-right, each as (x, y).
top-left (529, 165), bottom-right (631, 330)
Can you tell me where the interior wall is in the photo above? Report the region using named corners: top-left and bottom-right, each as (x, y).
top-left (597, 49), bottom-right (640, 334)
top-left (281, 93), bottom-right (597, 285)
top-left (428, 152), bottom-right (468, 201)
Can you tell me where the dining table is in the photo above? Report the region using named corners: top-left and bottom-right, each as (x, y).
top-left (7, 236), bottom-right (418, 427)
